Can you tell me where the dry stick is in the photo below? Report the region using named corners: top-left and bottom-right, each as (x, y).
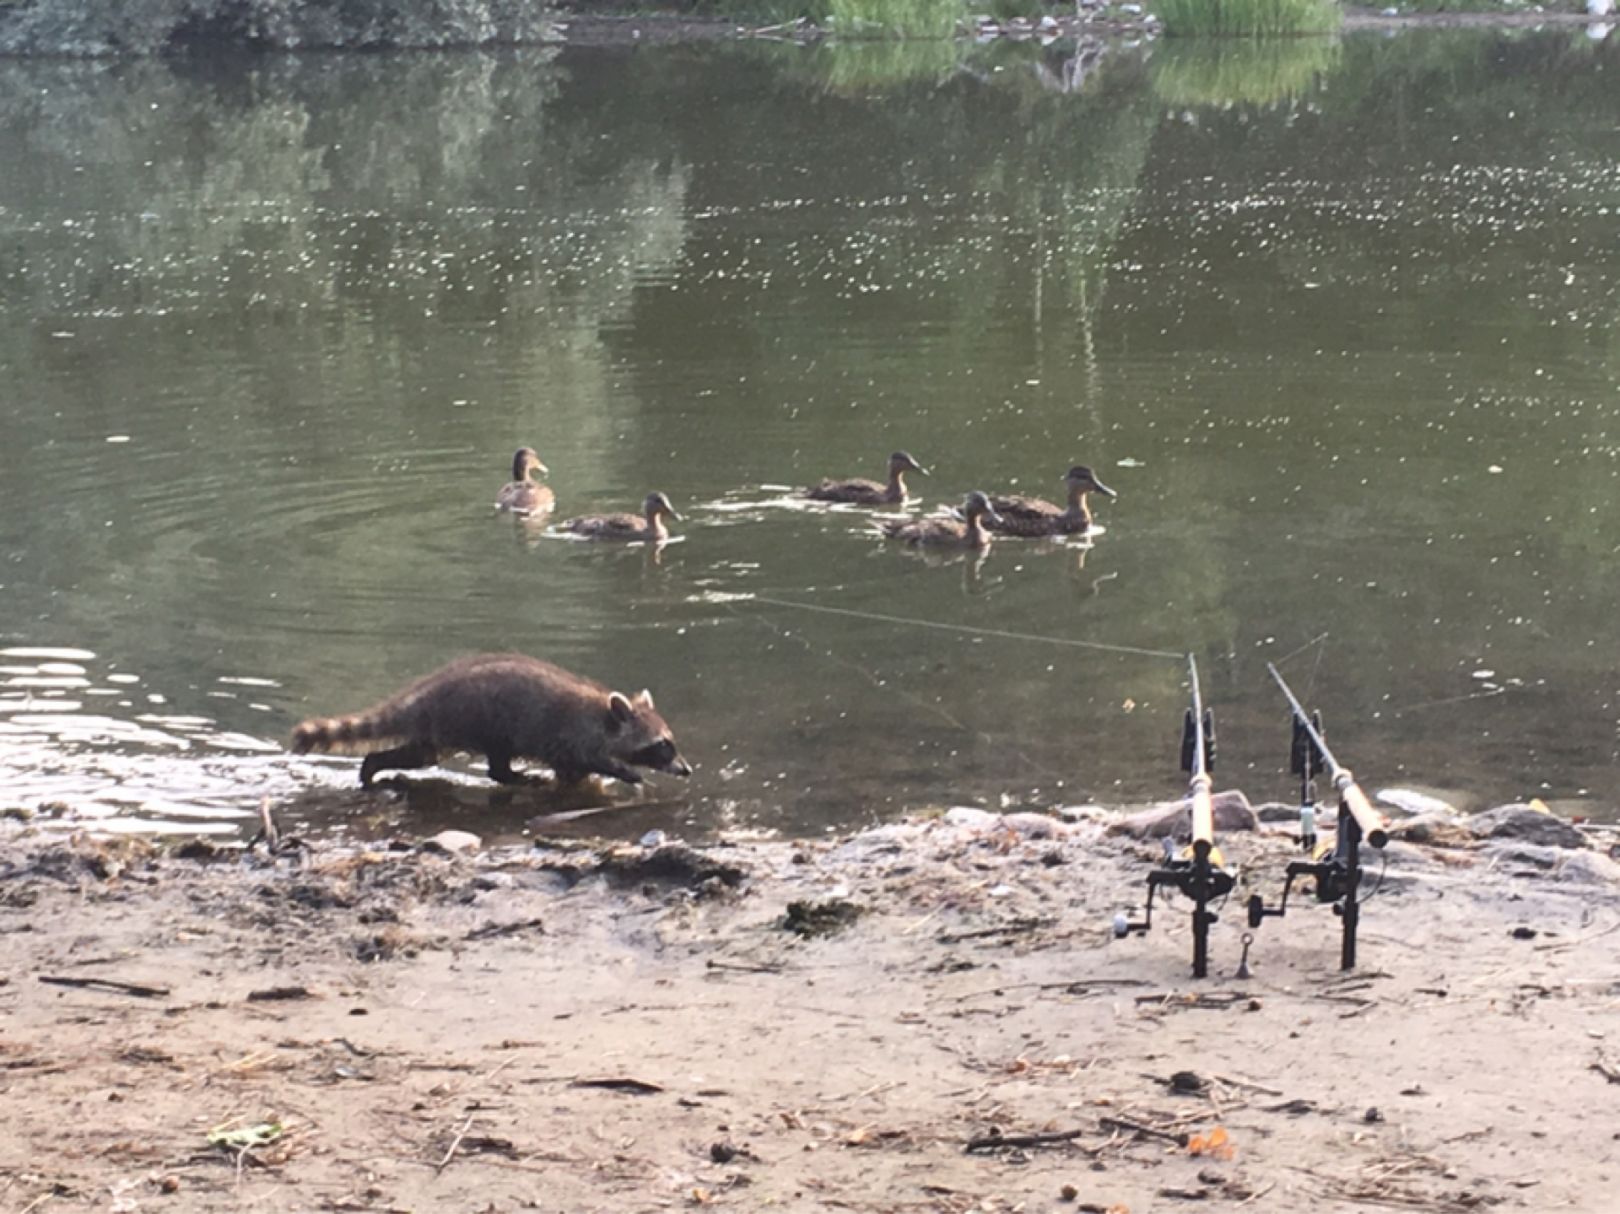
top-left (435, 1115), bottom-right (476, 1174)
top-left (16, 1193), bottom-right (55, 1214)
top-left (1211, 1072), bottom-right (1284, 1096)
top-left (255, 796), bottom-right (280, 850)
top-left (965, 1127), bottom-right (1086, 1153)
top-left (1097, 1116), bottom-right (1190, 1147)
top-left (38, 975), bottom-right (169, 999)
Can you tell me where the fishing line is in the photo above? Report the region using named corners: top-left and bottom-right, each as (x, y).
top-left (746, 596), bottom-right (1186, 661)
top-left (732, 604), bottom-right (1069, 781)
top-left (1392, 685), bottom-right (1512, 716)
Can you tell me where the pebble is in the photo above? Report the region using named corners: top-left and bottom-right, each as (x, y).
top-left (1467, 804), bottom-right (1584, 850)
top-left (422, 829), bottom-right (480, 855)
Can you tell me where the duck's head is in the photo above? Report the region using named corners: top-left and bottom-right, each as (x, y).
top-left (962, 490), bottom-right (1003, 525)
top-left (889, 451), bottom-right (928, 478)
top-left (514, 447), bottom-right (548, 480)
top-left (1065, 464), bottom-right (1115, 498)
top-left (644, 491), bottom-right (680, 521)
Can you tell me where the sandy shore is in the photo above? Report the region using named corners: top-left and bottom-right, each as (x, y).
top-left (3, 802), bottom-right (1619, 1213)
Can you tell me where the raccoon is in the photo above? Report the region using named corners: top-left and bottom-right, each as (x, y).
top-left (290, 653), bottom-right (692, 788)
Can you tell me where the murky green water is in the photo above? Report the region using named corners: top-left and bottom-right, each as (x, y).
top-left (2, 30), bottom-right (1617, 839)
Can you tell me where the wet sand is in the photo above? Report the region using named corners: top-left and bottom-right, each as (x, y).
top-left (3, 805), bottom-right (1619, 1212)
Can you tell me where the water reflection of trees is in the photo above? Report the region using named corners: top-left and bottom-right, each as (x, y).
top-left (0, 49), bottom-right (693, 692)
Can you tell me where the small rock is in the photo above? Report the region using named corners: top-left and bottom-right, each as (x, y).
top-left (782, 898), bottom-right (864, 938)
top-left (1108, 790), bottom-right (1257, 840)
top-left (1376, 787), bottom-right (1460, 818)
top-left (422, 829), bottom-right (481, 855)
top-left (1554, 849), bottom-right (1620, 886)
top-left (639, 829), bottom-right (668, 849)
top-left (1381, 5), bottom-right (1400, 14)
top-left (1509, 926), bottom-right (1538, 940)
top-left (1169, 1070), bottom-right (1206, 1094)
top-left (1255, 801), bottom-right (1300, 824)
top-left (1482, 841), bottom-right (1562, 874)
top-left (1060, 1183), bottom-right (1079, 1202)
top-left (1467, 804), bottom-right (1584, 850)
top-left (1120, 2), bottom-right (1143, 13)
top-left (1364, 1107), bottom-right (1384, 1123)
top-left (1038, 13), bottom-right (1059, 28)
top-left (1389, 813), bottom-right (1474, 848)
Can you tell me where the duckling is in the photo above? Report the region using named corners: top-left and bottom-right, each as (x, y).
top-left (807, 451), bottom-right (927, 505)
top-left (883, 491), bottom-right (1002, 549)
top-left (562, 492), bottom-right (680, 543)
top-left (986, 464), bottom-right (1115, 537)
top-left (494, 447), bottom-right (554, 516)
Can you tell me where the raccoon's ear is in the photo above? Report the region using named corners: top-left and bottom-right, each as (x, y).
top-left (607, 691), bottom-right (635, 724)
top-left (634, 689), bottom-right (655, 711)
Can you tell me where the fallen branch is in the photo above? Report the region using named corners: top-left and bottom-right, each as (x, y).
top-left (465, 918), bottom-right (546, 942)
top-left (39, 974), bottom-right (169, 999)
top-left (964, 1127), bottom-right (1086, 1153)
top-left (1591, 1051), bottom-right (1620, 1085)
top-left (1098, 1116), bottom-right (1190, 1147)
top-left (247, 986), bottom-right (314, 1003)
top-left (570, 1076), bottom-right (665, 1095)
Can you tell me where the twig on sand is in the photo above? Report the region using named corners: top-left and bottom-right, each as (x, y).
top-left (1591, 1050), bottom-right (1620, 1084)
top-left (17, 1192), bottom-right (55, 1214)
top-left (965, 1127), bottom-right (1086, 1153)
top-left (1097, 1116), bottom-right (1191, 1147)
top-left (39, 974), bottom-right (169, 999)
top-left (435, 1115), bottom-right (475, 1174)
top-left (570, 1076), bottom-right (665, 1094)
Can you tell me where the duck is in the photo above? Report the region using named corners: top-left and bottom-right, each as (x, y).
top-left (806, 451), bottom-right (927, 505)
top-left (562, 492), bottom-right (680, 543)
top-left (985, 464), bottom-right (1115, 537)
top-left (494, 447), bottom-right (554, 516)
top-left (883, 491), bottom-right (1002, 549)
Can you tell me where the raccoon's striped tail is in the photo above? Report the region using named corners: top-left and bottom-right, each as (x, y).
top-left (290, 709), bottom-right (410, 756)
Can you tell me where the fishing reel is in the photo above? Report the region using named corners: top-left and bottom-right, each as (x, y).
top-left (1114, 701), bottom-right (1233, 979)
top-left (1243, 705), bottom-right (1387, 971)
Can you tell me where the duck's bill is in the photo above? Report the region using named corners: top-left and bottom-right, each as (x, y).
top-left (662, 756), bottom-right (694, 777)
top-left (1094, 479), bottom-right (1117, 498)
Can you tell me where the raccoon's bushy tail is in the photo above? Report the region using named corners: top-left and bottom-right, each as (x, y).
top-left (290, 707), bottom-right (411, 755)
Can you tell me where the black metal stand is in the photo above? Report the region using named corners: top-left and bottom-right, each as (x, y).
top-left (1246, 792), bottom-right (1368, 972)
top-left (1115, 697), bottom-right (1232, 979)
top-left (1138, 852), bottom-right (1234, 979)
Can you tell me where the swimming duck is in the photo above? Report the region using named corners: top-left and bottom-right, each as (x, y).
top-left (807, 451), bottom-right (927, 505)
top-left (494, 447), bottom-right (555, 516)
top-left (883, 491), bottom-right (1002, 549)
top-left (986, 465), bottom-right (1115, 537)
top-left (562, 492), bottom-right (680, 543)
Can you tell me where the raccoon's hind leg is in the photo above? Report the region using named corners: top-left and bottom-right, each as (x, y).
top-left (486, 749), bottom-right (545, 786)
top-left (360, 740), bottom-right (438, 787)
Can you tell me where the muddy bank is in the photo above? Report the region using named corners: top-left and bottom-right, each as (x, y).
top-left (3, 800), bottom-right (1620, 1212)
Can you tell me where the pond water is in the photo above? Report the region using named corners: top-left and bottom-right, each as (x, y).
top-left (1, 29), bottom-right (1617, 840)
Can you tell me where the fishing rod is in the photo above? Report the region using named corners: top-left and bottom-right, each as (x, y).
top-left (1114, 654), bottom-right (1235, 979)
top-left (1245, 662), bottom-right (1391, 971)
